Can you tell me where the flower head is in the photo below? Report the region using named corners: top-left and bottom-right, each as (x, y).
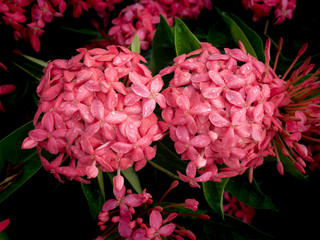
top-left (160, 40), bottom-right (320, 182)
top-left (22, 45), bottom-right (164, 183)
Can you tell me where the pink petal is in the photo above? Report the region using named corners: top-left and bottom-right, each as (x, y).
top-left (0, 219), bottom-right (10, 232)
top-left (102, 199), bottom-right (119, 212)
top-left (202, 87), bottom-right (223, 99)
top-left (251, 123), bottom-right (263, 142)
top-left (118, 217), bottom-right (132, 238)
top-left (78, 103), bottom-right (95, 123)
top-left (42, 83), bottom-right (63, 101)
top-left (253, 103), bottom-right (264, 124)
top-left (80, 135), bottom-right (94, 154)
top-left (131, 84), bottom-right (151, 98)
top-left (190, 135), bottom-right (211, 148)
top-left (159, 223), bottom-right (176, 236)
top-left (47, 137), bottom-right (59, 154)
top-left (225, 90), bottom-right (245, 107)
top-left (105, 111), bottom-right (127, 124)
top-left (150, 210), bottom-right (162, 231)
top-left (86, 162), bottom-right (99, 179)
top-left (142, 98), bottom-right (156, 117)
top-left (175, 125), bottom-right (190, 142)
top-left (91, 99), bottom-right (104, 120)
top-left (195, 171), bottom-right (212, 183)
top-left (186, 161), bottom-right (197, 178)
top-left (208, 70), bottom-right (225, 87)
top-left (42, 112), bottom-right (54, 132)
top-left (29, 129), bottom-right (48, 141)
top-left (189, 103), bottom-right (211, 115)
top-left (124, 194), bottom-right (144, 207)
top-left (209, 112), bottom-right (230, 127)
top-left (231, 107), bottom-right (246, 125)
top-left (126, 121), bottom-right (139, 143)
top-left (111, 142), bottom-right (133, 154)
top-left (150, 75), bottom-right (164, 93)
top-left (156, 94), bottom-right (166, 108)
top-left (21, 137), bottom-right (38, 149)
top-left (176, 95), bottom-right (190, 111)
top-left (106, 89), bottom-right (119, 111)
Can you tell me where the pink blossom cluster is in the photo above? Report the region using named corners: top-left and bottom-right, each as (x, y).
top-left (223, 192), bottom-right (255, 224)
top-left (0, 0), bottom-right (122, 52)
top-left (96, 179), bottom-right (205, 239)
top-left (159, 40), bottom-right (320, 184)
top-left (21, 45), bottom-right (165, 183)
top-left (108, 0), bottom-right (212, 50)
top-left (159, 42), bottom-right (285, 184)
top-left (241, 0), bottom-right (296, 24)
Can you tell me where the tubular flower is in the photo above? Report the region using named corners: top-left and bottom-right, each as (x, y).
top-left (97, 178), bottom-right (208, 239)
top-left (223, 192), bottom-right (255, 224)
top-left (160, 40), bottom-right (319, 183)
top-left (241, 0), bottom-right (296, 24)
top-left (22, 45), bottom-right (164, 183)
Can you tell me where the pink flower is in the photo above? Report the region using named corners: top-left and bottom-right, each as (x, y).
top-left (22, 45), bottom-right (164, 183)
top-left (146, 210), bottom-right (176, 239)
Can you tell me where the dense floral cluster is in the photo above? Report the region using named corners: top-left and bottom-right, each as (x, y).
top-left (241, 0), bottom-right (296, 24)
top-left (0, 0), bottom-right (122, 52)
top-left (223, 192), bottom-right (255, 224)
top-left (21, 45), bottom-right (165, 184)
top-left (108, 0), bottom-right (212, 50)
top-left (96, 179), bottom-right (207, 239)
top-left (159, 40), bottom-right (319, 185)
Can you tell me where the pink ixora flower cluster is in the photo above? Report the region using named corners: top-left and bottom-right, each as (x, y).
top-left (22, 45), bottom-right (165, 184)
top-left (96, 179), bottom-right (207, 239)
top-left (159, 40), bottom-right (320, 185)
top-left (223, 192), bottom-right (255, 224)
top-left (0, 0), bottom-right (122, 52)
top-left (108, 0), bottom-right (212, 50)
top-left (241, 0), bottom-right (296, 24)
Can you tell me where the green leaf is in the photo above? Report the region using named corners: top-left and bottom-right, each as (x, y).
top-left (81, 177), bottom-right (105, 219)
top-left (217, 8), bottom-right (265, 61)
top-left (207, 22), bottom-right (233, 48)
top-left (174, 18), bottom-right (201, 56)
top-left (130, 34), bottom-right (141, 54)
top-left (0, 122), bottom-right (42, 203)
top-left (226, 175), bottom-right (278, 211)
top-left (148, 139), bottom-right (185, 180)
top-left (202, 178), bottom-right (229, 219)
top-left (12, 54), bottom-right (47, 81)
top-left (150, 15), bottom-right (175, 75)
top-left (121, 167), bottom-right (142, 194)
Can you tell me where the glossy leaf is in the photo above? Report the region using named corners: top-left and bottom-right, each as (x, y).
top-left (202, 178), bottom-right (229, 219)
top-left (121, 167), bottom-right (142, 194)
top-left (174, 18), bottom-right (201, 56)
top-left (226, 175), bottom-right (278, 211)
top-left (81, 177), bottom-right (105, 219)
top-left (150, 15), bottom-right (175, 75)
top-left (0, 121), bottom-right (42, 203)
top-left (217, 8), bottom-right (264, 61)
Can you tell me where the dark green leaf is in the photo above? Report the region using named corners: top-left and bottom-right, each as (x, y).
top-left (174, 18), bottom-right (201, 56)
top-left (202, 178), bottom-right (229, 219)
top-left (12, 54), bottom-right (47, 81)
top-left (217, 8), bottom-right (265, 61)
top-left (0, 122), bottom-right (42, 203)
top-left (226, 175), bottom-right (278, 211)
top-left (81, 177), bottom-right (105, 219)
top-left (121, 167), bottom-right (142, 194)
top-left (207, 22), bottom-right (233, 48)
top-left (148, 139), bottom-right (185, 180)
top-left (150, 15), bottom-right (175, 75)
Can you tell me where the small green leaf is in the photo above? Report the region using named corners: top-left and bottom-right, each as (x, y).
top-left (217, 8), bottom-right (264, 61)
top-left (130, 34), bottom-right (141, 54)
top-left (203, 178), bottom-right (229, 219)
top-left (81, 178), bottom-right (105, 219)
top-left (226, 175), bottom-right (278, 211)
top-left (121, 167), bottom-right (142, 194)
top-left (150, 15), bottom-right (175, 75)
top-left (174, 18), bottom-right (201, 56)
top-left (0, 122), bottom-right (42, 203)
